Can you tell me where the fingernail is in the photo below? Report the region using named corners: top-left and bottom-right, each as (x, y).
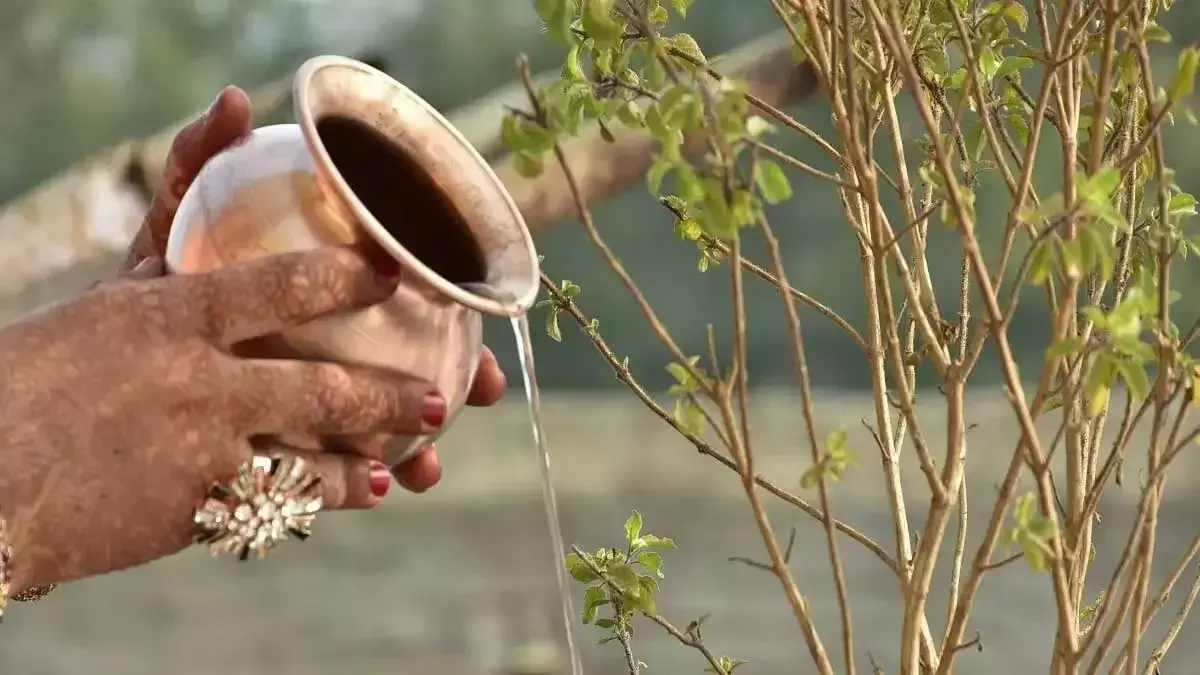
top-left (369, 462), bottom-right (392, 499)
top-left (421, 393), bottom-right (447, 432)
top-left (202, 91), bottom-right (224, 120)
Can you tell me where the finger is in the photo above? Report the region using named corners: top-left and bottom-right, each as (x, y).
top-left (466, 345), bottom-right (507, 407)
top-left (228, 358), bottom-right (447, 440)
top-left (183, 246), bottom-right (397, 344)
top-left (86, 256), bottom-right (167, 292)
top-left (124, 86), bottom-right (253, 271)
top-left (265, 450), bottom-right (392, 511)
top-left (391, 444), bottom-right (443, 493)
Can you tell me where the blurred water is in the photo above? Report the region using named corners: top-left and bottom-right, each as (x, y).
top-left (2, 391), bottom-right (1198, 674)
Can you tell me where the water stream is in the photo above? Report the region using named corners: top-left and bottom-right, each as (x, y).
top-left (511, 314), bottom-right (584, 675)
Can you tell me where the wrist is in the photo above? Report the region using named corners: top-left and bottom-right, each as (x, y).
top-left (1, 512), bottom-right (13, 618)
top-left (0, 506), bottom-right (55, 618)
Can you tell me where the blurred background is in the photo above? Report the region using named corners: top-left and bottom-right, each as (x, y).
top-left (2, 1), bottom-right (1200, 673)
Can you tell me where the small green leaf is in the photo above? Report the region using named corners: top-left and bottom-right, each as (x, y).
top-left (563, 44), bottom-right (587, 81)
top-left (512, 150), bottom-right (545, 178)
top-left (1046, 338), bottom-right (1085, 358)
top-left (637, 551), bottom-right (664, 577)
top-left (1084, 356), bottom-right (1116, 417)
top-left (535, 0), bottom-right (572, 44)
top-left (639, 534), bottom-right (677, 549)
top-left (565, 553), bottom-right (600, 583)
top-left (545, 308), bottom-right (563, 342)
top-left (669, 0), bottom-right (694, 17)
top-left (608, 563), bottom-right (640, 594)
top-left (755, 160), bottom-right (793, 205)
top-left (581, 0), bottom-right (623, 49)
top-left (1143, 22), bottom-right (1172, 43)
top-left (625, 511), bottom-right (643, 543)
top-left (1169, 46), bottom-right (1200, 101)
top-left (993, 1), bottom-right (1029, 31)
top-left (745, 115), bottom-right (776, 137)
top-left (1114, 359), bottom-right (1151, 402)
top-left (1169, 192), bottom-right (1198, 217)
top-left (582, 585), bottom-right (606, 623)
top-left (978, 46), bottom-right (1001, 80)
top-left (995, 56), bottom-right (1034, 79)
top-left (668, 33), bottom-right (706, 65)
top-left (616, 101), bottom-right (644, 128)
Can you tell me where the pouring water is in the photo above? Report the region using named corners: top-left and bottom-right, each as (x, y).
top-left (462, 281), bottom-right (583, 675)
top-left (511, 314), bottom-right (584, 675)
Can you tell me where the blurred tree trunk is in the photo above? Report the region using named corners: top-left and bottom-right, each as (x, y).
top-left (0, 30), bottom-right (814, 323)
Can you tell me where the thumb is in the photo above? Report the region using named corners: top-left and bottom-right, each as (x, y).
top-left (123, 86), bottom-right (253, 271)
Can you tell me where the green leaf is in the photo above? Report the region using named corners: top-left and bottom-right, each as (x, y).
top-left (616, 101), bottom-right (645, 128)
top-left (647, 156), bottom-right (674, 195)
top-left (1143, 22), bottom-right (1172, 44)
top-left (669, 0), bottom-right (694, 17)
top-left (668, 33), bottom-right (705, 65)
top-left (645, 103), bottom-right (671, 141)
top-left (1046, 338), bottom-right (1085, 358)
top-left (565, 553), bottom-right (600, 583)
top-left (1169, 46), bottom-right (1200, 101)
top-left (608, 563), bottom-right (640, 594)
top-left (535, 0), bottom-right (573, 44)
top-left (1114, 359), bottom-right (1151, 402)
top-left (1028, 239), bottom-right (1056, 286)
top-left (581, 0), bottom-right (623, 50)
top-left (626, 584), bottom-right (657, 615)
top-left (1169, 192), bottom-right (1198, 218)
top-left (625, 511), bottom-right (643, 543)
top-left (563, 44), bottom-right (587, 81)
top-left (964, 120), bottom-right (986, 162)
top-left (1078, 167), bottom-right (1121, 200)
top-left (545, 308), bottom-right (563, 342)
top-left (512, 150), bottom-right (545, 178)
top-left (674, 397), bottom-right (706, 435)
top-left (995, 56), bottom-right (1034, 79)
top-left (745, 115), bottom-right (776, 137)
top-left (978, 46), bottom-right (1001, 81)
top-left (582, 585), bottom-right (607, 623)
top-left (637, 551), bottom-right (664, 577)
top-left (992, 1), bottom-right (1029, 31)
top-left (1084, 356), bottom-right (1116, 417)
top-left (1009, 113), bottom-right (1030, 145)
top-left (639, 534), bottom-right (677, 549)
top-left (755, 160), bottom-right (793, 205)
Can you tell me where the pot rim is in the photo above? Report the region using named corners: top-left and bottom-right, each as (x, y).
top-left (292, 54), bottom-right (540, 318)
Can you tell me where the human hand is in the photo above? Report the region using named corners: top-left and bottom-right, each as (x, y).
top-left (120, 86), bottom-right (508, 493)
top-left (0, 246), bottom-right (456, 593)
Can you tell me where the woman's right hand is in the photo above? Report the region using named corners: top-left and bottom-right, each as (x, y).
top-left (0, 246), bottom-right (447, 595)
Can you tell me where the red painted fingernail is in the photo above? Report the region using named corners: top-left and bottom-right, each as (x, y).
top-left (421, 393), bottom-right (447, 432)
top-left (368, 463), bottom-right (392, 498)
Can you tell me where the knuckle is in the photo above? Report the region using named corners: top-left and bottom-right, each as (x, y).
top-left (314, 461), bottom-right (349, 509)
top-left (359, 374), bottom-right (416, 431)
top-left (322, 245), bottom-right (367, 271)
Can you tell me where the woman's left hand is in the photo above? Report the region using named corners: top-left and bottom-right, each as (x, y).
top-left (120, 85), bottom-right (507, 495)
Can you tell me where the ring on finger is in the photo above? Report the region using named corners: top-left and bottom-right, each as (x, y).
top-left (193, 454), bottom-right (324, 560)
